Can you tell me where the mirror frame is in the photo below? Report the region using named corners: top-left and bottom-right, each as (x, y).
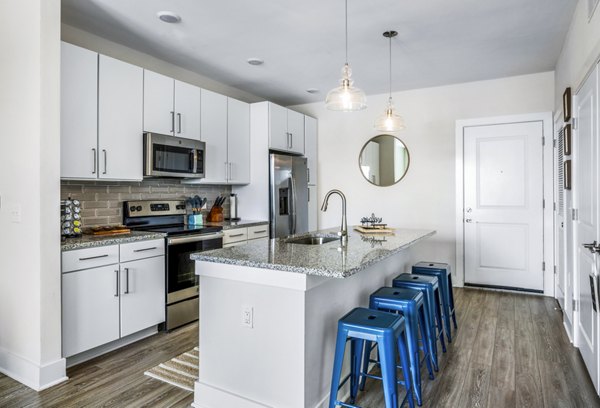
top-left (358, 134), bottom-right (410, 187)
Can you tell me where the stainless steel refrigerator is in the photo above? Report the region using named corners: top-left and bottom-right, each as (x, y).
top-left (269, 153), bottom-right (308, 238)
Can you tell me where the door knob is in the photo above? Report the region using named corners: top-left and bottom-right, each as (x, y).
top-left (466, 207), bottom-right (472, 213)
top-left (583, 241), bottom-right (598, 253)
top-left (465, 219), bottom-right (473, 223)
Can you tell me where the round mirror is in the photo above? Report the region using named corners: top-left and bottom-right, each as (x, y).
top-left (359, 135), bottom-right (410, 186)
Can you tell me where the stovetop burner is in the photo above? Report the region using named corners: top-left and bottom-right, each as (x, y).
top-left (138, 224), bottom-right (222, 236)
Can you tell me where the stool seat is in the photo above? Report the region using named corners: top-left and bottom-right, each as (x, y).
top-left (329, 307), bottom-right (414, 408)
top-left (412, 262), bottom-right (457, 342)
top-left (393, 273), bottom-right (447, 359)
top-left (367, 287), bottom-right (435, 406)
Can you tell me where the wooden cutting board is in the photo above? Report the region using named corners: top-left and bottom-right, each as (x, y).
top-left (85, 227), bottom-right (131, 236)
top-left (354, 226), bottom-right (394, 234)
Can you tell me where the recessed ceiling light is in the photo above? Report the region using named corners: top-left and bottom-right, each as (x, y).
top-left (247, 58), bottom-right (264, 66)
top-left (306, 88), bottom-right (320, 94)
top-left (157, 11), bottom-right (181, 23)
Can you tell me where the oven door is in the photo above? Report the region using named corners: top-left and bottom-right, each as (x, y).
top-left (165, 232), bottom-right (223, 304)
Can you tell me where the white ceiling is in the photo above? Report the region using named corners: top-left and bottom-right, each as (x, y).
top-left (61, 0), bottom-right (577, 106)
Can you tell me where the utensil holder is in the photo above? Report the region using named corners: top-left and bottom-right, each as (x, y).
top-left (188, 214), bottom-right (204, 226)
top-left (207, 207), bottom-right (223, 222)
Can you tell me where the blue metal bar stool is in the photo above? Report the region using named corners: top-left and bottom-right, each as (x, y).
top-left (393, 273), bottom-right (447, 359)
top-left (363, 287), bottom-right (435, 406)
top-left (412, 262), bottom-right (457, 342)
top-left (329, 307), bottom-right (414, 408)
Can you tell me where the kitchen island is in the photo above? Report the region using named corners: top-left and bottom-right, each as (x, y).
top-left (191, 228), bottom-right (435, 408)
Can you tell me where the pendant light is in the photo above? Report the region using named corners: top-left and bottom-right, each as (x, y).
top-left (374, 30), bottom-right (406, 132)
top-left (325, 0), bottom-right (367, 111)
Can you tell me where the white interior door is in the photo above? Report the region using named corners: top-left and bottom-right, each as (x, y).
top-left (464, 121), bottom-right (544, 291)
top-left (574, 65), bottom-right (599, 391)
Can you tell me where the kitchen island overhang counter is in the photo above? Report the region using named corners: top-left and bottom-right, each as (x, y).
top-left (191, 228), bottom-right (435, 408)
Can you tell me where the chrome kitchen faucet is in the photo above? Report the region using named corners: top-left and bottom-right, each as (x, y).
top-left (321, 189), bottom-right (348, 243)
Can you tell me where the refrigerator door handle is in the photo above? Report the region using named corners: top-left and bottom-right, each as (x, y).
top-left (290, 176), bottom-right (297, 234)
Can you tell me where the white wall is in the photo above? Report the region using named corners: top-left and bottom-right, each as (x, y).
top-left (0, 0), bottom-right (65, 390)
top-left (61, 24), bottom-right (263, 104)
top-left (291, 72), bottom-right (554, 279)
top-left (555, 0), bottom-right (600, 108)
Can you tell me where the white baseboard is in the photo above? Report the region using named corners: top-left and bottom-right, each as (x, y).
top-left (0, 346), bottom-right (67, 391)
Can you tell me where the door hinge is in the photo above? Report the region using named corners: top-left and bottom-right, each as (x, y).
top-left (553, 138), bottom-right (557, 148)
top-left (542, 261), bottom-right (546, 271)
top-left (572, 117), bottom-right (578, 130)
top-left (553, 201), bottom-right (557, 211)
top-left (573, 299), bottom-right (578, 312)
top-left (554, 265), bottom-right (557, 275)
top-left (543, 199), bottom-right (546, 209)
top-left (542, 136), bottom-right (546, 146)
top-left (572, 208), bottom-right (579, 221)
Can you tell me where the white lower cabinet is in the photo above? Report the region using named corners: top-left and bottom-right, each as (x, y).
top-left (222, 224), bottom-right (269, 248)
top-left (62, 264), bottom-right (121, 357)
top-left (62, 240), bottom-right (165, 358)
top-left (120, 256), bottom-right (165, 337)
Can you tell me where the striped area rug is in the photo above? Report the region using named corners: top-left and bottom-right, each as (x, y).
top-left (144, 347), bottom-right (199, 392)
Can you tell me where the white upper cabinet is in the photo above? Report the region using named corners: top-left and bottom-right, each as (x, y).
top-left (268, 102), bottom-right (305, 155)
top-left (287, 109), bottom-right (305, 155)
top-left (60, 42), bottom-right (98, 179)
top-left (227, 97), bottom-right (250, 184)
top-left (143, 70), bottom-right (174, 136)
top-left (200, 89), bottom-right (228, 183)
top-left (304, 115), bottom-right (317, 185)
top-left (143, 70), bottom-right (200, 140)
top-left (98, 55), bottom-right (144, 181)
top-left (195, 90), bottom-right (250, 185)
top-left (174, 80), bottom-right (201, 140)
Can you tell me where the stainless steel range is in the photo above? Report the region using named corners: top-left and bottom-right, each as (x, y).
top-left (123, 200), bottom-right (223, 331)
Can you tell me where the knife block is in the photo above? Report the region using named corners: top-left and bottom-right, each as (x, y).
top-left (207, 207), bottom-right (223, 222)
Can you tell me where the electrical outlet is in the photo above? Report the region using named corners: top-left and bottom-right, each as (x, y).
top-left (241, 305), bottom-right (253, 328)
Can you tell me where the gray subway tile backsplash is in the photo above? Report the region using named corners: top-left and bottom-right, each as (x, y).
top-left (61, 179), bottom-right (231, 227)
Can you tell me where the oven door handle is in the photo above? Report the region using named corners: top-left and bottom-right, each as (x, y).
top-left (167, 232), bottom-right (224, 246)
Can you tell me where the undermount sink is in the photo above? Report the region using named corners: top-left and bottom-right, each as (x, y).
top-left (285, 235), bottom-right (340, 245)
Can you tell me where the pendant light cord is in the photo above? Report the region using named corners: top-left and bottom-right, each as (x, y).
top-left (345, 0), bottom-right (348, 64)
top-left (388, 33), bottom-right (392, 98)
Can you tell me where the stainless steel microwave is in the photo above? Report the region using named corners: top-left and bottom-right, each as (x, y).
top-left (144, 133), bottom-right (205, 178)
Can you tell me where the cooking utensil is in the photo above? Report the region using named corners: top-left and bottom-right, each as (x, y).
top-left (194, 195), bottom-right (202, 213)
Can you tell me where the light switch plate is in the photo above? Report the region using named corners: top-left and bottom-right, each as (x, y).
top-left (10, 204), bottom-right (21, 223)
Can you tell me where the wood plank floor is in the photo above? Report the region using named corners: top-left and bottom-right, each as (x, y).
top-left (354, 288), bottom-right (600, 407)
top-left (0, 322), bottom-right (197, 408)
top-left (1, 288), bottom-right (599, 407)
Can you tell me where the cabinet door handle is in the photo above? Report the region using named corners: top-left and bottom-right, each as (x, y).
top-left (307, 168), bottom-right (310, 183)
top-left (253, 230), bottom-right (267, 234)
top-left (114, 270), bottom-right (119, 297)
top-left (308, 187), bottom-right (310, 202)
top-left (124, 267), bottom-right (130, 294)
top-left (228, 162), bottom-right (232, 181)
top-left (92, 148), bottom-right (97, 174)
top-left (102, 149), bottom-right (107, 174)
top-left (79, 254), bottom-right (109, 261)
top-left (170, 111), bottom-right (175, 133)
top-left (177, 113), bottom-right (182, 134)
top-left (224, 162), bottom-right (228, 180)
top-left (290, 133), bottom-right (293, 149)
top-left (133, 247), bottom-right (157, 253)
top-left (229, 233), bottom-right (245, 238)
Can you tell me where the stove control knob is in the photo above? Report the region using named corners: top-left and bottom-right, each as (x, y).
top-left (136, 206), bottom-right (142, 212)
top-left (129, 206), bottom-right (136, 212)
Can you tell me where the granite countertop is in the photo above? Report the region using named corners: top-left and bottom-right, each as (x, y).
top-left (61, 231), bottom-right (166, 251)
top-left (191, 227), bottom-right (435, 278)
top-left (203, 219), bottom-right (268, 230)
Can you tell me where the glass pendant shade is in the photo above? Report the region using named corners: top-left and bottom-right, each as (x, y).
top-left (374, 97), bottom-right (406, 132)
top-left (326, 63), bottom-right (367, 111)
